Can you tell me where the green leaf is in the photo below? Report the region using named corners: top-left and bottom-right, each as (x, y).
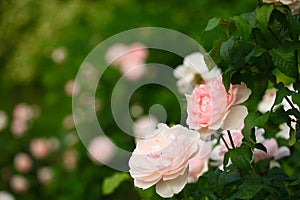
top-left (270, 106), bottom-right (291, 124)
top-left (229, 180), bottom-right (264, 199)
top-left (256, 5), bottom-right (274, 29)
top-left (225, 171), bottom-right (241, 184)
top-left (220, 38), bottom-right (235, 62)
top-left (102, 172), bottom-right (130, 195)
top-left (243, 112), bottom-right (269, 146)
top-left (270, 48), bottom-right (297, 79)
top-left (287, 129), bottom-right (296, 146)
top-left (290, 177), bottom-right (300, 186)
top-left (292, 93), bottom-right (300, 106)
top-left (205, 17), bottom-right (221, 31)
top-left (233, 16), bottom-right (252, 39)
top-left (245, 46), bottom-right (265, 62)
top-left (255, 143), bottom-right (267, 153)
top-left (229, 144), bottom-right (252, 171)
top-left (273, 86), bottom-right (293, 107)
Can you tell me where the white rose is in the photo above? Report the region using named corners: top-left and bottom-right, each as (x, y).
top-left (129, 123), bottom-right (199, 198)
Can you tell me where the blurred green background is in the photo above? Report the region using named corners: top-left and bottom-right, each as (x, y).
top-left (0, 0), bottom-right (257, 199)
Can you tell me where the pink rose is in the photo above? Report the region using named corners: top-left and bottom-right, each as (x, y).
top-left (10, 175), bottom-right (28, 194)
top-left (187, 77), bottom-right (251, 138)
top-left (88, 136), bottom-right (115, 165)
top-left (30, 138), bottom-right (49, 159)
top-left (105, 42), bottom-right (148, 80)
top-left (14, 153), bottom-right (32, 173)
top-left (129, 123), bottom-right (199, 198)
top-left (37, 167), bottom-right (53, 185)
top-left (188, 140), bottom-right (212, 183)
top-left (253, 138), bottom-right (290, 163)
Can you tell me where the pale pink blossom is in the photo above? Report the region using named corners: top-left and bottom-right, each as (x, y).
top-left (10, 120), bottom-right (27, 137)
top-left (105, 42), bottom-right (148, 80)
top-left (64, 79), bottom-right (79, 97)
top-left (129, 124), bottom-right (199, 198)
top-left (253, 138), bottom-right (290, 163)
top-left (210, 129), bottom-right (244, 167)
top-left (11, 103), bottom-right (39, 137)
top-left (14, 153), bottom-right (32, 173)
top-left (37, 167), bottom-right (53, 184)
top-left (173, 52), bottom-right (205, 94)
top-left (188, 140), bottom-right (212, 183)
top-left (0, 191), bottom-right (15, 200)
top-left (30, 138), bottom-right (49, 159)
top-left (63, 149), bottom-right (78, 171)
top-left (88, 136), bottom-right (115, 165)
top-left (51, 47), bottom-right (67, 64)
top-left (133, 115), bottom-right (159, 141)
top-left (187, 77), bottom-right (251, 139)
top-left (10, 175), bottom-right (28, 194)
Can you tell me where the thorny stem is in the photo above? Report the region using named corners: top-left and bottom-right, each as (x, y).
top-left (220, 134), bottom-right (230, 151)
top-left (284, 96), bottom-right (297, 111)
top-left (227, 130), bottom-right (236, 149)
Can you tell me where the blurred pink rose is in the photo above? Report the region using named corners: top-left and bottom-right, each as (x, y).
top-left (64, 79), bottom-right (79, 97)
top-left (129, 123), bottom-right (199, 198)
top-left (11, 103), bottom-right (39, 137)
top-left (10, 120), bottom-right (27, 137)
top-left (10, 175), bottom-right (28, 194)
top-left (253, 138), bottom-right (290, 163)
top-left (63, 149), bottom-right (78, 171)
top-left (105, 42), bottom-right (148, 80)
top-left (188, 140), bottom-right (212, 183)
top-left (88, 136), bottom-right (115, 165)
top-left (187, 77), bottom-right (251, 138)
top-left (30, 138), bottom-right (49, 159)
top-left (14, 153), bottom-right (32, 173)
top-left (37, 167), bottom-right (53, 185)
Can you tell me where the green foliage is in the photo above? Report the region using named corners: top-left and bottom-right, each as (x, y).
top-left (102, 172), bottom-right (130, 195)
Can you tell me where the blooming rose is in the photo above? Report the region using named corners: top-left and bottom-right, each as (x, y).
top-left (263, 0), bottom-right (300, 15)
top-left (187, 77), bottom-right (251, 138)
top-left (129, 123), bottom-right (199, 198)
top-left (188, 140), bottom-right (212, 183)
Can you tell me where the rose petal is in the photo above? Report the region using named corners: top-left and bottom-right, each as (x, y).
top-left (274, 146), bottom-right (290, 160)
top-left (232, 82), bottom-right (252, 105)
top-left (155, 168), bottom-right (188, 198)
top-left (222, 105), bottom-right (248, 130)
top-left (183, 52), bottom-right (208, 75)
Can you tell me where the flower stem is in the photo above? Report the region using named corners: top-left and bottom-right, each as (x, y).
top-left (227, 130), bottom-right (235, 149)
top-left (220, 134), bottom-right (230, 151)
top-left (284, 96), bottom-right (297, 111)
